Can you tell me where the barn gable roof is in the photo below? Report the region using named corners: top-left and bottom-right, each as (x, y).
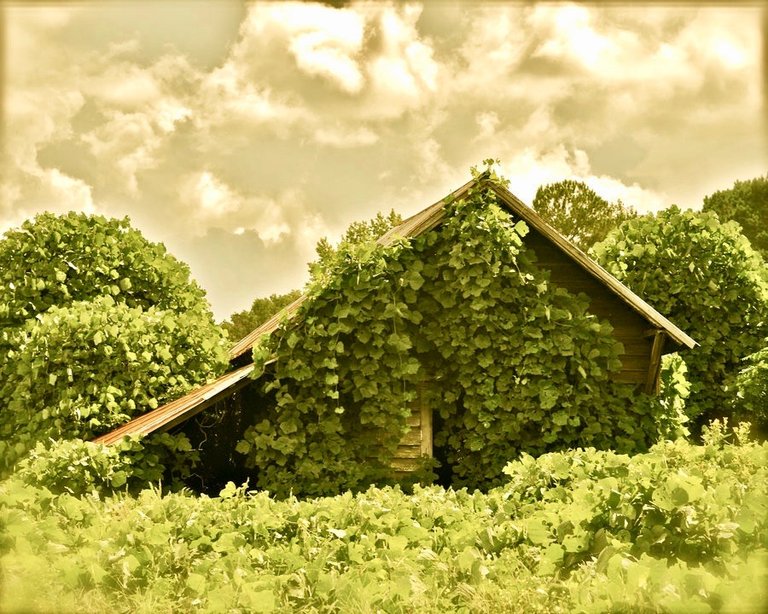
top-left (229, 176), bottom-right (695, 359)
top-left (94, 176), bottom-right (695, 444)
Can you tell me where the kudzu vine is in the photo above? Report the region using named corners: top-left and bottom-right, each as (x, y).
top-left (238, 178), bottom-right (679, 496)
top-left (0, 296), bottom-right (229, 474)
top-left (592, 206), bottom-right (768, 432)
top-left (0, 212), bottom-right (229, 481)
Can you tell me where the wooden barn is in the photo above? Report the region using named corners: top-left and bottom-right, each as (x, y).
top-left (94, 175), bottom-right (695, 481)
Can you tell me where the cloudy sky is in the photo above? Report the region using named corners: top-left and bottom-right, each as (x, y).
top-left (3, 2), bottom-right (766, 321)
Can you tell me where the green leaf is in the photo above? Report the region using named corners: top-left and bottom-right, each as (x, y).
top-left (387, 332), bottom-right (412, 352)
top-left (186, 573), bottom-right (207, 593)
top-left (526, 519), bottom-right (551, 545)
top-left (110, 471), bottom-right (127, 488)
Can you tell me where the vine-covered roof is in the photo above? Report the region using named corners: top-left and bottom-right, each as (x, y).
top-left (228, 176), bottom-right (695, 362)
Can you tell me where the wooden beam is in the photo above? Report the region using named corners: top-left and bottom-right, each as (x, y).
top-left (645, 331), bottom-right (666, 394)
top-left (420, 381), bottom-right (433, 458)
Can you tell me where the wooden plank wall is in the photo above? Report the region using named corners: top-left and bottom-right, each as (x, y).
top-left (524, 231), bottom-right (653, 385)
top-left (391, 381), bottom-right (433, 475)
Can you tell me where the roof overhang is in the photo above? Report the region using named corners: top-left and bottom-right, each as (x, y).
top-left (92, 364), bottom-right (254, 445)
top-left (487, 183), bottom-right (696, 350)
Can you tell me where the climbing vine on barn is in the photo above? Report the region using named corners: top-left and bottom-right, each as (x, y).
top-left (238, 176), bottom-right (682, 497)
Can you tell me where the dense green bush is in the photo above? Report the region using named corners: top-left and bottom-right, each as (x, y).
top-left (13, 434), bottom-right (199, 496)
top-left (238, 178), bottom-right (681, 496)
top-left (0, 212), bottom-right (211, 329)
top-left (1, 429), bottom-right (765, 613)
top-left (734, 341), bottom-right (768, 434)
top-left (592, 206), bottom-right (768, 431)
top-left (0, 212), bottom-right (228, 480)
top-left (0, 296), bottom-right (228, 473)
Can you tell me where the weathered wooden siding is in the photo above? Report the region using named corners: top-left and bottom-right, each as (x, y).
top-left (524, 230), bottom-right (653, 385)
top-left (391, 381), bottom-right (433, 475)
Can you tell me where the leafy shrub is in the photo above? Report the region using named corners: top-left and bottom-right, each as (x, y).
top-left (238, 179), bottom-right (679, 496)
top-left (13, 434), bottom-right (199, 496)
top-left (734, 341), bottom-right (768, 435)
top-left (0, 212), bottom-right (211, 329)
top-left (592, 206), bottom-right (768, 431)
top-left (0, 296), bottom-right (228, 473)
top-left (498, 421), bottom-right (766, 573)
top-left (1, 431), bottom-right (765, 613)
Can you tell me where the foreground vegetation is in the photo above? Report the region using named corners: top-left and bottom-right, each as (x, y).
top-left (2, 423), bottom-right (765, 613)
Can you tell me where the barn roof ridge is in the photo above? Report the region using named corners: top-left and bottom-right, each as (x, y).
top-left (230, 175), bottom-right (694, 360)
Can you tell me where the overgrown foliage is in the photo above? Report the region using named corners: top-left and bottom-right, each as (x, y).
top-left (0, 296), bottom-right (228, 473)
top-left (734, 341), bottom-right (768, 435)
top-left (2, 429), bottom-right (765, 613)
top-left (222, 290), bottom-right (302, 342)
top-left (13, 434), bottom-right (199, 496)
top-left (592, 206), bottom-right (768, 432)
top-left (656, 353), bottom-right (691, 439)
top-left (237, 178), bottom-right (679, 497)
top-left (0, 212), bottom-right (211, 330)
top-left (0, 212), bottom-right (228, 480)
top-left (532, 179), bottom-right (636, 250)
top-left (703, 175), bottom-right (768, 261)
top-left (310, 209), bottom-right (403, 284)
top-left (222, 211), bottom-right (402, 344)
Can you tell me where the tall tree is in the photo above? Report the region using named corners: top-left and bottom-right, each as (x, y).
top-left (310, 210), bottom-right (403, 283)
top-left (222, 290), bottom-right (302, 342)
top-left (592, 206), bottom-right (768, 433)
top-left (532, 180), bottom-right (636, 250)
top-left (703, 175), bottom-right (768, 261)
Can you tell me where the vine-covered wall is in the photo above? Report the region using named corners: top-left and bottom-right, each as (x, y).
top-left (236, 180), bottom-right (682, 497)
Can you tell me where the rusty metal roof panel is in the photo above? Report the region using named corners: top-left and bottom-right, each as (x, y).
top-left (92, 364), bottom-right (254, 445)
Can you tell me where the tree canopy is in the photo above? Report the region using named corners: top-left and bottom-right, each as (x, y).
top-left (703, 175), bottom-right (768, 261)
top-left (222, 290), bottom-right (302, 342)
top-left (532, 180), bottom-right (636, 250)
top-left (592, 206), bottom-right (768, 432)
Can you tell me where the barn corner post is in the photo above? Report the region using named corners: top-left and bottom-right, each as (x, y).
top-left (645, 330), bottom-right (666, 394)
